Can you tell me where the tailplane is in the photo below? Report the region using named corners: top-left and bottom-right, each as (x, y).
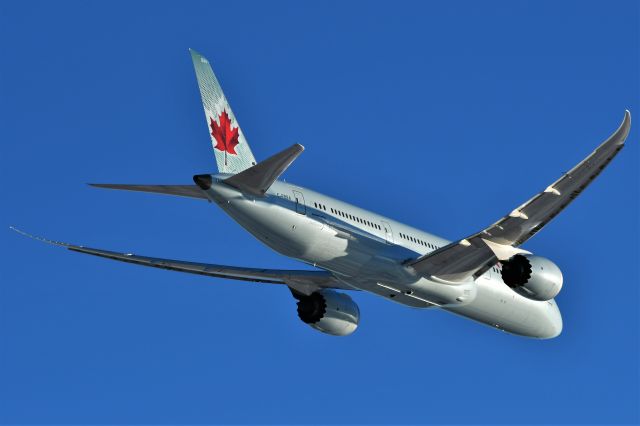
top-left (190, 49), bottom-right (257, 174)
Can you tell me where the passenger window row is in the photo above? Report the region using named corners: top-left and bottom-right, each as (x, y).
top-left (399, 232), bottom-right (439, 250)
top-left (327, 206), bottom-right (381, 230)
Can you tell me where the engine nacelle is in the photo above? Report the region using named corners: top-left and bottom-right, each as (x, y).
top-left (500, 254), bottom-right (563, 301)
top-left (295, 289), bottom-right (359, 336)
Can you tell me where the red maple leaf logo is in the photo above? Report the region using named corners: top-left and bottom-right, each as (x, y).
top-left (210, 110), bottom-right (239, 155)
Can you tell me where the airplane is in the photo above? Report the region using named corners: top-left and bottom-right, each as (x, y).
top-left (12, 49), bottom-right (631, 338)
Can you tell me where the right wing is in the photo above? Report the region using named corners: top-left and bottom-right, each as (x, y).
top-left (89, 184), bottom-right (208, 200)
top-left (410, 110), bottom-right (631, 282)
top-left (11, 227), bottom-right (353, 295)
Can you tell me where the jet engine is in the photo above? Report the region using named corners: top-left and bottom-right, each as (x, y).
top-left (295, 289), bottom-right (359, 336)
top-left (500, 254), bottom-right (563, 301)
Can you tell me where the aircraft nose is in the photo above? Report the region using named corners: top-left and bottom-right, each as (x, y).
top-left (193, 174), bottom-right (213, 190)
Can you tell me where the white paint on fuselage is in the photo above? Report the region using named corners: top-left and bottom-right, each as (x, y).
top-left (205, 175), bottom-right (562, 339)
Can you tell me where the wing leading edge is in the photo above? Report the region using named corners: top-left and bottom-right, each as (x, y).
top-left (410, 111), bottom-right (631, 282)
top-left (10, 227), bottom-right (353, 294)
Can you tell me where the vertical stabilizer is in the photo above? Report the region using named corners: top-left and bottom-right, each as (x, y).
top-left (190, 49), bottom-right (257, 173)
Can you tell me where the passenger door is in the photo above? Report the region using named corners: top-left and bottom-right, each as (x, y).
top-left (292, 190), bottom-right (306, 215)
top-left (381, 220), bottom-right (394, 244)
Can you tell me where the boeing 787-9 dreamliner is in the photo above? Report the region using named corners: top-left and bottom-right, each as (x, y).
top-left (13, 49), bottom-right (632, 338)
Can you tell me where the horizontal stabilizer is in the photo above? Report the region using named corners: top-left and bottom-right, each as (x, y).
top-left (224, 143), bottom-right (304, 196)
top-left (89, 184), bottom-right (208, 200)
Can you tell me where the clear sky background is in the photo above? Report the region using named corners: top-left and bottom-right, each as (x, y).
top-left (1, 1), bottom-right (638, 424)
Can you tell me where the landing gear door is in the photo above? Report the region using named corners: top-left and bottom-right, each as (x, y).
top-left (381, 220), bottom-right (394, 244)
top-left (292, 190), bottom-right (306, 215)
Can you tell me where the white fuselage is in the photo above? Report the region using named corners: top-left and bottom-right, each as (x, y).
top-left (204, 175), bottom-right (562, 339)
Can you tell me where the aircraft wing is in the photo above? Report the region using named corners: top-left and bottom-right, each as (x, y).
top-left (89, 184), bottom-right (208, 200)
top-left (11, 227), bottom-right (353, 294)
top-left (410, 111), bottom-right (631, 282)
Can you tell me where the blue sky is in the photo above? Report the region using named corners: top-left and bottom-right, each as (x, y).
top-left (1, 1), bottom-right (638, 424)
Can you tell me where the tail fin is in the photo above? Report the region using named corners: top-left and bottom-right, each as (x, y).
top-left (189, 49), bottom-right (257, 174)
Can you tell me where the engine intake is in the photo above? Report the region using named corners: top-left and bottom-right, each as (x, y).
top-left (295, 289), bottom-right (359, 336)
top-left (500, 254), bottom-right (563, 301)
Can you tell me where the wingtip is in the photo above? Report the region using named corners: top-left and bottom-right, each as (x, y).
top-left (9, 226), bottom-right (71, 248)
top-left (9, 225), bottom-right (29, 237)
top-left (618, 109), bottom-right (632, 143)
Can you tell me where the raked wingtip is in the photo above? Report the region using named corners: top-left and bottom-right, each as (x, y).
top-left (9, 226), bottom-right (71, 248)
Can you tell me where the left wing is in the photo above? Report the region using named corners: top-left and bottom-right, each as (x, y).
top-left (10, 227), bottom-right (354, 295)
top-left (410, 110), bottom-right (631, 282)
